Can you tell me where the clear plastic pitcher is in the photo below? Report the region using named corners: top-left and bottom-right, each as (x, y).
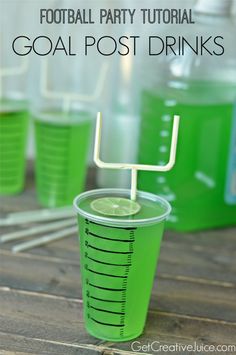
top-left (138, 0), bottom-right (236, 231)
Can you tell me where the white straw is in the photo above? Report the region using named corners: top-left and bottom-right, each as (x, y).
top-left (7, 206), bottom-right (73, 218)
top-left (131, 169), bottom-right (138, 201)
top-left (0, 207), bottom-right (74, 226)
top-left (41, 59), bottom-right (109, 104)
top-left (94, 112), bottom-right (180, 200)
top-left (12, 226), bottom-right (78, 253)
top-left (0, 218), bottom-right (76, 243)
top-left (0, 56), bottom-right (28, 99)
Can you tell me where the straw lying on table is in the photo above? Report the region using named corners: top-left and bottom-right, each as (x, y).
top-left (0, 207), bottom-right (77, 253)
top-left (0, 206), bottom-right (74, 226)
top-left (12, 226), bottom-right (78, 253)
top-left (0, 218), bottom-right (76, 243)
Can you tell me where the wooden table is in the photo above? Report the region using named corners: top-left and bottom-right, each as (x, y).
top-left (0, 167), bottom-right (236, 354)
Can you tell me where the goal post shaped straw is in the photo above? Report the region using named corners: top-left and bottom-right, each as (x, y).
top-left (40, 59), bottom-right (110, 112)
top-left (0, 50), bottom-right (28, 98)
top-left (94, 112), bottom-right (180, 200)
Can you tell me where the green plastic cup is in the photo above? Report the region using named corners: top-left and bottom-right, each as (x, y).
top-left (74, 188), bottom-right (171, 341)
top-left (33, 111), bottom-right (92, 207)
top-left (0, 100), bottom-right (29, 195)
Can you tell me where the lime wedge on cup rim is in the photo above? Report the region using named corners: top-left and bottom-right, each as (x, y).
top-left (90, 197), bottom-right (141, 217)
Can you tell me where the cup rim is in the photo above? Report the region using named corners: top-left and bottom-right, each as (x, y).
top-left (73, 188), bottom-right (171, 227)
top-left (31, 108), bottom-right (95, 125)
top-left (0, 98), bottom-right (28, 113)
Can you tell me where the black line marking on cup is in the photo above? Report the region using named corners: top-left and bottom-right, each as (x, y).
top-left (121, 232), bottom-right (136, 337)
top-left (90, 305), bottom-right (125, 315)
top-left (84, 220), bottom-right (137, 337)
top-left (87, 255), bottom-right (131, 267)
top-left (88, 220), bottom-right (137, 230)
top-left (91, 317), bottom-right (124, 327)
top-left (89, 282), bottom-right (125, 292)
top-left (87, 267), bottom-right (127, 279)
top-left (129, 244), bottom-right (134, 253)
top-left (89, 296), bottom-right (126, 304)
top-left (87, 243), bottom-right (133, 254)
top-left (86, 230), bottom-right (134, 243)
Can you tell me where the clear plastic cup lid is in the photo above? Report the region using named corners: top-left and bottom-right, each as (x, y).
top-left (73, 188), bottom-right (171, 227)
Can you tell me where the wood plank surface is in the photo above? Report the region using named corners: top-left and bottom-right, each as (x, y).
top-left (0, 250), bottom-right (236, 323)
top-left (0, 288), bottom-right (235, 354)
top-left (0, 333), bottom-right (101, 355)
top-left (1, 231), bottom-right (235, 285)
top-left (0, 165), bottom-right (236, 354)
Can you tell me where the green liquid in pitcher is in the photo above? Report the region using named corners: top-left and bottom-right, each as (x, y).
top-left (138, 81), bottom-right (236, 231)
top-left (0, 100), bottom-right (29, 194)
top-left (34, 111), bottom-right (92, 207)
top-left (76, 190), bottom-right (168, 341)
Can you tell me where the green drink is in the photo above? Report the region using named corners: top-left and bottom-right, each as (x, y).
top-left (138, 81), bottom-right (236, 231)
top-left (34, 111), bottom-right (92, 207)
top-left (74, 188), bottom-right (171, 341)
top-left (0, 99), bottom-right (29, 194)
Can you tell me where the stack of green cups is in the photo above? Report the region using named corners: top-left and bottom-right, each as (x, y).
top-left (0, 99), bottom-right (29, 194)
top-left (33, 110), bottom-right (92, 207)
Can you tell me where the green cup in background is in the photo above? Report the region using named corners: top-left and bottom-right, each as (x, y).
top-left (33, 110), bottom-right (92, 207)
top-left (74, 188), bottom-right (171, 341)
top-left (0, 99), bottom-right (29, 195)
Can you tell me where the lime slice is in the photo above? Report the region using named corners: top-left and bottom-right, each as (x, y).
top-left (90, 197), bottom-right (141, 217)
